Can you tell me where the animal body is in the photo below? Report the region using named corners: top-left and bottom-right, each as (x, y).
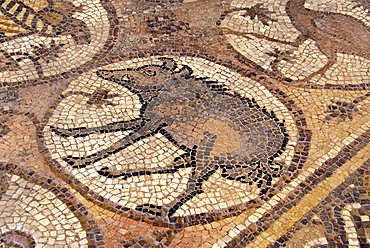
top-left (51, 58), bottom-right (288, 218)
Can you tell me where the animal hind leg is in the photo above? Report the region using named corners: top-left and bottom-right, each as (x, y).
top-left (164, 132), bottom-right (218, 217)
top-left (134, 132), bottom-right (219, 219)
top-left (165, 163), bottom-right (218, 217)
top-left (66, 19), bottom-right (91, 45)
top-left (291, 43), bottom-right (337, 84)
top-left (220, 28), bottom-right (306, 47)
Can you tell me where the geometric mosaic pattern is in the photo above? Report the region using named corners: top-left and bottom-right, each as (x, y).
top-left (0, 0), bottom-right (369, 247)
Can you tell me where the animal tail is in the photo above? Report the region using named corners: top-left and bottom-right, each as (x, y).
top-left (0, 0), bottom-right (55, 36)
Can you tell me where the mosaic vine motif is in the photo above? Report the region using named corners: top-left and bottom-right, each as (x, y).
top-left (0, 164), bottom-right (103, 247)
top-left (0, 0), bottom-right (115, 85)
top-left (220, 0), bottom-right (370, 88)
top-left (43, 56), bottom-right (303, 225)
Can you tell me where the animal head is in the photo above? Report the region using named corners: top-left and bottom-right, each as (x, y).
top-left (96, 58), bottom-right (193, 92)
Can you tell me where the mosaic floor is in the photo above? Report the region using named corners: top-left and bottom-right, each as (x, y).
top-left (0, 0), bottom-right (369, 247)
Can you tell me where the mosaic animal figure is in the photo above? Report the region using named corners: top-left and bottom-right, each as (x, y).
top-left (0, 0), bottom-right (91, 44)
top-left (51, 58), bottom-right (288, 218)
top-left (222, 1), bottom-right (370, 82)
top-left (286, 0), bottom-right (370, 81)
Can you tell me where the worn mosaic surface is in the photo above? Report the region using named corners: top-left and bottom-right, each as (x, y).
top-left (0, 0), bottom-right (369, 247)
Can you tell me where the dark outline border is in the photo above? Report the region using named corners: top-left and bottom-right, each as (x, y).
top-left (270, 158), bottom-right (370, 247)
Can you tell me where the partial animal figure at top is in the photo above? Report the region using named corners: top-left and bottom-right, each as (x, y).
top-left (285, 0), bottom-right (370, 81)
top-left (0, 0), bottom-right (91, 44)
top-left (221, 0), bottom-right (370, 83)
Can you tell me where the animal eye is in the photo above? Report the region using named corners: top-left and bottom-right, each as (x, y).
top-left (143, 69), bottom-right (157, 76)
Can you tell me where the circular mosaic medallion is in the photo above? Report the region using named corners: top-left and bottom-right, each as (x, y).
top-left (0, 164), bottom-right (103, 247)
top-left (220, 0), bottom-right (370, 89)
top-left (0, 0), bottom-right (116, 86)
top-left (42, 56), bottom-right (309, 226)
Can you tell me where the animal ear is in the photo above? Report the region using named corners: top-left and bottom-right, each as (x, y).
top-left (175, 65), bottom-right (193, 78)
top-left (159, 57), bottom-right (176, 71)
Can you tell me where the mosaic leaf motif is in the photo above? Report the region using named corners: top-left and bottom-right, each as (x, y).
top-left (0, 0), bottom-right (115, 85)
top-left (220, 0), bottom-right (370, 88)
top-left (43, 56), bottom-right (303, 225)
top-left (324, 93), bottom-right (369, 122)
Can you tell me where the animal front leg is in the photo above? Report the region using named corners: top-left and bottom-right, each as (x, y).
top-left (164, 163), bottom-right (219, 217)
top-left (50, 118), bottom-right (143, 138)
top-left (133, 132), bottom-right (219, 219)
top-left (163, 132), bottom-right (219, 217)
top-left (97, 151), bottom-right (192, 179)
top-left (63, 121), bottom-right (166, 168)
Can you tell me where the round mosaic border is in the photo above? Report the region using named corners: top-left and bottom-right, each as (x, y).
top-left (37, 50), bottom-right (311, 228)
top-left (0, 163), bottom-right (104, 247)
